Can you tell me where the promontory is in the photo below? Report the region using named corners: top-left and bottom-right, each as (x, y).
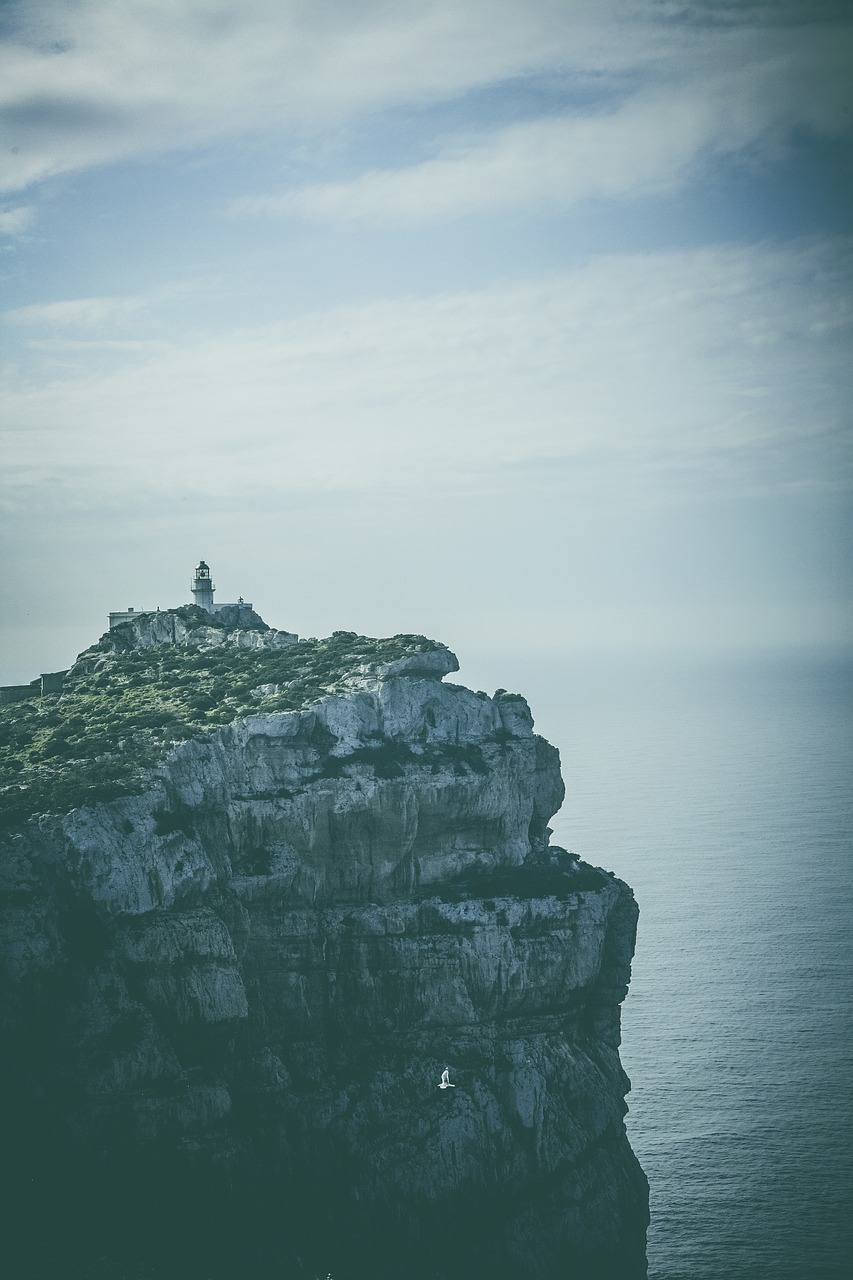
top-left (0, 603), bottom-right (648, 1279)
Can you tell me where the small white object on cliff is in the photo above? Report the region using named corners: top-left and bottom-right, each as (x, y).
top-left (439, 1068), bottom-right (455, 1089)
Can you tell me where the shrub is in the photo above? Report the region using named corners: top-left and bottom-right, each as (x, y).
top-left (153, 807), bottom-right (196, 837)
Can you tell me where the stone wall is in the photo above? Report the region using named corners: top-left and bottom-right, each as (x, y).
top-left (0, 669), bottom-right (67, 704)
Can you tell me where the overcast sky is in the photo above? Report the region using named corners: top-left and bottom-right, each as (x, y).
top-left (1, 0), bottom-right (851, 684)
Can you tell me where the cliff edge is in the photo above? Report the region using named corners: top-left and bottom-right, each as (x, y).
top-left (0, 612), bottom-right (648, 1279)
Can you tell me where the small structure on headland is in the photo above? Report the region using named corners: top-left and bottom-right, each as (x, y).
top-left (1, 561), bottom-right (256, 704)
top-left (109, 560), bottom-right (252, 629)
top-left (0, 669), bottom-right (67, 706)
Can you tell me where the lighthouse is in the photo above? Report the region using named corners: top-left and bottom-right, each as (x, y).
top-left (191, 560), bottom-right (215, 613)
top-left (108, 559), bottom-right (254, 628)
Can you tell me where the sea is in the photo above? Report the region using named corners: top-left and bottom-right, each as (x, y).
top-left (456, 646), bottom-right (852, 1279)
top-left (526, 650), bottom-right (853, 1280)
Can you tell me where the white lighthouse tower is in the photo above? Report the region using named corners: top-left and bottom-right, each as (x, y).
top-left (191, 560), bottom-right (215, 613)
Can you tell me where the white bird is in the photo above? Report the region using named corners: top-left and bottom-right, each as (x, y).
top-left (439, 1067), bottom-right (455, 1089)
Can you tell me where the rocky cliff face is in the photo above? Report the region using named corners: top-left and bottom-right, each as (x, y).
top-left (0, 617), bottom-right (648, 1280)
top-left (92, 602), bottom-right (298, 656)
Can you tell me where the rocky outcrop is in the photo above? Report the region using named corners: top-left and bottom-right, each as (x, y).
top-left (83, 603), bottom-right (298, 666)
top-left (0, 628), bottom-right (647, 1280)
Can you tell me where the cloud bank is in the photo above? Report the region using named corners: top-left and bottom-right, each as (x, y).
top-left (0, 0), bottom-right (623, 195)
top-left (3, 239), bottom-right (849, 511)
top-left (2, 0), bottom-right (850, 207)
top-left (238, 28), bottom-right (853, 225)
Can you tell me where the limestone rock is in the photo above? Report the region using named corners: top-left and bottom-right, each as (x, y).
top-left (72, 603), bottom-right (298, 673)
top-left (0, 635), bottom-right (647, 1280)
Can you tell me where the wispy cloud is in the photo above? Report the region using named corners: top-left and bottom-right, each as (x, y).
top-left (2, 240), bottom-right (849, 509)
top-left (7, 293), bottom-right (151, 329)
top-left (0, 203), bottom-right (35, 235)
top-left (0, 0), bottom-right (626, 195)
top-left (5, 1), bottom-right (849, 203)
top-left (4, 282), bottom-right (199, 337)
top-left (237, 27), bottom-right (853, 225)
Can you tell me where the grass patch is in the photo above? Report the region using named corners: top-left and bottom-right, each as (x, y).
top-left (0, 628), bottom-right (440, 832)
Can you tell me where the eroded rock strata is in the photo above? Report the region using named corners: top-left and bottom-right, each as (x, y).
top-left (0, 616), bottom-right (648, 1279)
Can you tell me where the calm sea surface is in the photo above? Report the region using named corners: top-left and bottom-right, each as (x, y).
top-left (523, 652), bottom-right (852, 1280)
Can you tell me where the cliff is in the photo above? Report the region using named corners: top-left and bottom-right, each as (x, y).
top-left (0, 612), bottom-right (648, 1280)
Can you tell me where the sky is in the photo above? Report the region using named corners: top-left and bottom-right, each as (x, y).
top-left (1, 0), bottom-right (852, 686)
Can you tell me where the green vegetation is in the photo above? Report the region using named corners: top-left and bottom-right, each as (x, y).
top-left (0, 629), bottom-right (437, 831)
top-left (318, 738), bottom-right (490, 782)
top-left (431, 859), bottom-right (609, 905)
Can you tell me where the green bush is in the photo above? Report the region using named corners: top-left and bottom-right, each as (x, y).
top-left (153, 807), bottom-right (196, 837)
